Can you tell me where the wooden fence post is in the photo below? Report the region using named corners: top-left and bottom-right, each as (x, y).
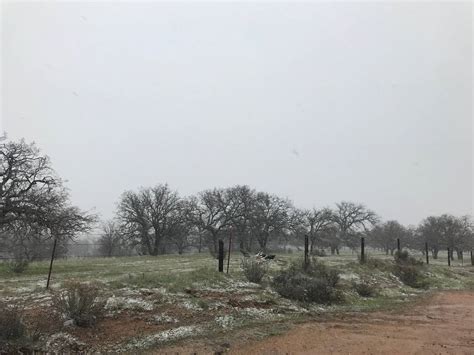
top-left (425, 242), bottom-right (429, 265)
top-left (304, 235), bottom-right (309, 268)
top-left (360, 237), bottom-right (365, 264)
top-left (46, 238), bottom-right (58, 289)
top-left (397, 238), bottom-right (401, 253)
top-left (447, 248), bottom-right (451, 267)
top-left (226, 229), bottom-right (232, 274)
top-left (218, 240), bottom-right (224, 272)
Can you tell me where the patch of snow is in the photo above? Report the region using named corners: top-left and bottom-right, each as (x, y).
top-left (46, 332), bottom-right (87, 352)
top-left (215, 315), bottom-right (235, 329)
top-left (180, 300), bottom-right (203, 311)
top-left (149, 314), bottom-right (178, 324)
top-left (240, 307), bottom-right (274, 319)
top-left (105, 296), bottom-right (154, 312)
top-left (340, 273), bottom-right (360, 281)
top-left (15, 286), bottom-right (35, 294)
top-left (126, 325), bottom-right (203, 349)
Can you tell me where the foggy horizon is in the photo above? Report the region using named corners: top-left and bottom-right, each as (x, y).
top-left (2, 1), bottom-right (472, 226)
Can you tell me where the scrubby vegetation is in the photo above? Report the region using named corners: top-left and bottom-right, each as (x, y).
top-left (352, 278), bottom-right (377, 297)
top-left (0, 301), bottom-right (27, 341)
top-left (273, 257), bottom-right (343, 304)
top-left (52, 280), bottom-right (105, 327)
top-left (393, 251), bottom-right (429, 289)
top-left (241, 258), bottom-right (268, 283)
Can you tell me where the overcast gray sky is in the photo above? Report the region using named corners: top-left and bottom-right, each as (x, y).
top-left (1, 1), bottom-right (472, 225)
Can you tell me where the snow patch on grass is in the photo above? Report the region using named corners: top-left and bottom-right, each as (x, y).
top-left (125, 325), bottom-right (203, 349)
top-left (105, 296), bottom-right (154, 312)
top-left (148, 314), bottom-right (178, 324)
top-left (215, 315), bottom-right (236, 329)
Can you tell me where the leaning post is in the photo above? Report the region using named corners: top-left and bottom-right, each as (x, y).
top-left (46, 237), bottom-right (58, 290)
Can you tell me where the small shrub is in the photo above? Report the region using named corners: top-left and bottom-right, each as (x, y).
top-left (394, 250), bottom-right (423, 266)
top-left (352, 279), bottom-right (377, 297)
top-left (272, 258), bottom-right (343, 304)
top-left (241, 258), bottom-right (268, 283)
top-left (0, 302), bottom-right (27, 341)
top-left (393, 251), bottom-right (428, 289)
top-left (364, 257), bottom-right (392, 271)
top-left (393, 264), bottom-right (429, 289)
top-left (7, 258), bottom-right (29, 274)
top-left (52, 281), bottom-right (105, 327)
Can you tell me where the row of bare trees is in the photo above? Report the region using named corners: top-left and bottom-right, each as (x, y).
top-left (106, 184), bottom-right (474, 258)
top-left (103, 184), bottom-right (382, 257)
top-left (368, 216), bottom-right (474, 259)
top-left (1, 139), bottom-right (472, 260)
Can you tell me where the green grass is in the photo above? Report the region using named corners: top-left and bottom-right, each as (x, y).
top-left (1, 249), bottom-right (472, 301)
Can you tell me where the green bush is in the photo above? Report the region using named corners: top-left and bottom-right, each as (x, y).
top-left (393, 251), bottom-right (428, 289)
top-left (352, 279), bottom-right (377, 297)
top-left (241, 258), bottom-right (268, 283)
top-left (52, 281), bottom-right (105, 327)
top-left (272, 258), bottom-right (343, 304)
top-left (364, 256), bottom-right (392, 271)
top-left (394, 250), bottom-right (423, 266)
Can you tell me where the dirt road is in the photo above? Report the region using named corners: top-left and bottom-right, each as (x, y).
top-left (162, 291), bottom-right (474, 354)
top-left (231, 292), bottom-right (474, 355)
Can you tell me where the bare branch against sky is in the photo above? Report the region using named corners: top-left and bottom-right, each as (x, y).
top-left (1, 1), bottom-right (472, 225)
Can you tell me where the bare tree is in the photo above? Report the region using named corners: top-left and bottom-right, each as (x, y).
top-left (0, 140), bottom-right (95, 259)
top-left (0, 140), bottom-right (58, 226)
top-left (190, 187), bottom-right (244, 257)
top-left (117, 184), bottom-right (181, 255)
top-left (98, 221), bottom-right (129, 257)
top-left (229, 185), bottom-right (257, 253)
top-left (369, 220), bottom-right (408, 255)
top-left (333, 201), bottom-right (378, 250)
top-left (419, 214), bottom-right (473, 259)
top-left (250, 192), bottom-right (292, 252)
top-left (303, 208), bottom-right (335, 252)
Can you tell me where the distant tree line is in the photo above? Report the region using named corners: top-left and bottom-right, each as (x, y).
top-left (1, 139), bottom-right (472, 261)
top-left (103, 184), bottom-right (474, 259)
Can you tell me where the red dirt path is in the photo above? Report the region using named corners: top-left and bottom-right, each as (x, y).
top-left (160, 291), bottom-right (474, 355)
